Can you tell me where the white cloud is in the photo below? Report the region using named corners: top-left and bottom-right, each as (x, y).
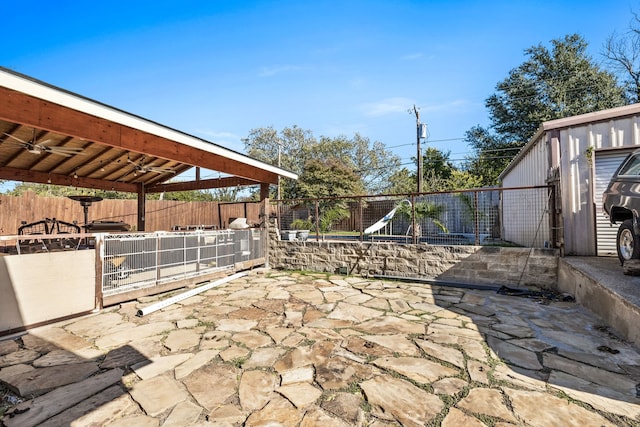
top-left (360, 97), bottom-right (415, 117)
top-left (258, 65), bottom-right (304, 77)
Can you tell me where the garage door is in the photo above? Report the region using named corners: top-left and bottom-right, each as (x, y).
top-left (594, 149), bottom-right (634, 256)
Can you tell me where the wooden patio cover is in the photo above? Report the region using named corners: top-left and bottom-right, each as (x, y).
top-left (0, 67), bottom-right (296, 230)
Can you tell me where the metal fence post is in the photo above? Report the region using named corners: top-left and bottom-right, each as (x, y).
top-left (359, 197), bottom-right (363, 242)
top-left (314, 200), bottom-right (320, 241)
top-left (474, 191), bottom-right (480, 245)
top-left (411, 194), bottom-right (417, 244)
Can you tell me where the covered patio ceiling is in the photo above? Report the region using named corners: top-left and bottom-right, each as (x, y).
top-left (0, 67), bottom-right (297, 195)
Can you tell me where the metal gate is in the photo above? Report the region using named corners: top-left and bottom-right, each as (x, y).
top-left (100, 229), bottom-right (265, 298)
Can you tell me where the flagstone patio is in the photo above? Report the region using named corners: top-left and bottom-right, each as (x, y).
top-left (1, 269), bottom-right (639, 426)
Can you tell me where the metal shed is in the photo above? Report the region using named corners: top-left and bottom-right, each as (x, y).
top-left (499, 103), bottom-right (640, 256)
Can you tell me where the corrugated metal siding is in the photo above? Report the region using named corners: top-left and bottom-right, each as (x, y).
top-left (502, 138), bottom-right (548, 188)
top-left (594, 149), bottom-right (634, 256)
top-left (559, 127), bottom-right (596, 255)
top-left (501, 137), bottom-right (549, 246)
top-left (558, 117), bottom-right (640, 255)
top-left (501, 111), bottom-right (640, 256)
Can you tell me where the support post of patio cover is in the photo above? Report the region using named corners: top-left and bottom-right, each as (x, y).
top-left (137, 183), bottom-right (146, 232)
top-left (260, 183), bottom-right (270, 200)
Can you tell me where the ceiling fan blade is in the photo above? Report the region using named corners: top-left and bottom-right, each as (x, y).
top-left (3, 132), bottom-right (29, 145)
top-left (50, 147), bottom-right (85, 154)
top-left (147, 166), bottom-right (175, 174)
top-left (44, 150), bottom-right (73, 157)
top-left (39, 145), bottom-right (85, 155)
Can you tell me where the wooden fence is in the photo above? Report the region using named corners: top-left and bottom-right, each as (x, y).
top-left (0, 192), bottom-right (263, 235)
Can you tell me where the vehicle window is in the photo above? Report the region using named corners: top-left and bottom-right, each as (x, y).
top-left (618, 155), bottom-right (640, 176)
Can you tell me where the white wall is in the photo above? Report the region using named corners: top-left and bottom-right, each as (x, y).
top-left (0, 250), bottom-right (96, 335)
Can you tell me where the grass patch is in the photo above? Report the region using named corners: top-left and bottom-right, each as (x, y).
top-left (230, 357), bottom-right (247, 369)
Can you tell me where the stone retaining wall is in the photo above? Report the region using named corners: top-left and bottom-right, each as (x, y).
top-left (269, 239), bottom-right (559, 288)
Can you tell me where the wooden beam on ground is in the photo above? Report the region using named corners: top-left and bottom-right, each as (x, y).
top-left (2, 368), bottom-right (124, 427)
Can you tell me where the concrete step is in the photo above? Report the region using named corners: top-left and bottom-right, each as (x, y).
top-left (557, 256), bottom-right (640, 346)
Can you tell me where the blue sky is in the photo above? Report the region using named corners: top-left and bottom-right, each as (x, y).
top-left (3, 0), bottom-right (637, 184)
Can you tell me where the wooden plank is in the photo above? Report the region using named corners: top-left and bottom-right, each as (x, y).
top-left (235, 257), bottom-right (266, 271)
top-left (2, 368), bottom-right (124, 427)
top-left (100, 269), bottom-right (239, 307)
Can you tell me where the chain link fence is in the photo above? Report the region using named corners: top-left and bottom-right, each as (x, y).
top-left (273, 186), bottom-right (555, 248)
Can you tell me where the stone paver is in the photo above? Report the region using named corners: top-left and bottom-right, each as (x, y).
top-left (2, 270), bottom-right (640, 427)
top-left (129, 374), bottom-right (188, 417)
top-left (239, 369), bottom-right (278, 411)
top-left (131, 353), bottom-right (193, 380)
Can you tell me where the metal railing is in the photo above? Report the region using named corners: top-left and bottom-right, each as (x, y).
top-left (100, 229), bottom-right (264, 296)
top-left (273, 186), bottom-right (555, 248)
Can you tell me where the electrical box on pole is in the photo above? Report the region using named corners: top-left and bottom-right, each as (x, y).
top-left (419, 123), bottom-right (427, 139)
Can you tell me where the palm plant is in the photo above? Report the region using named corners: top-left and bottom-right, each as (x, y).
top-left (396, 200), bottom-right (448, 236)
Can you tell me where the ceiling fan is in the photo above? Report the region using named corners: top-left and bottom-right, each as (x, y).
top-left (127, 157), bottom-right (175, 174)
top-left (2, 129), bottom-right (84, 157)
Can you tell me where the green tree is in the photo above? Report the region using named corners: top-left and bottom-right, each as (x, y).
top-left (243, 126), bottom-right (400, 197)
top-left (7, 183), bottom-right (136, 199)
top-left (6, 182), bottom-right (236, 202)
top-left (423, 147), bottom-right (454, 181)
top-left (386, 168), bottom-right (415, 194)
top-left (463, 126), bottom-right (523, 186)
top-left (448, 169), bottom-right (484, 190)
top-left (292, 159), bottom-right (364, 233)
top-left (487, 34), bottom-right (626, 143)
top-left (466, 34), bottom-right (627, 186)
top-left (292, 158), bottom-right (364, 199)
top-left (159, 190), bottom-right (214, 202)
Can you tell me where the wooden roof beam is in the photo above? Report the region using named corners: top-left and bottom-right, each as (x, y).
top-left (0, 166), bottom-right (137, 192)
top-left (146, 177), bottom-right (261, 193)
top-left (0, 85), bottom-right (290, 185)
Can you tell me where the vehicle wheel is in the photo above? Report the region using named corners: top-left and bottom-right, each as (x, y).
top-left (617, 219), bottom-right (640, 265)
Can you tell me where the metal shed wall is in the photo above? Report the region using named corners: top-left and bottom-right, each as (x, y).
top-left (559, 117), bottom-right (640, 255)
top-left (500, 105), bottom-right (640, 256)
top-left (501, 134), bottom-right (550, 247)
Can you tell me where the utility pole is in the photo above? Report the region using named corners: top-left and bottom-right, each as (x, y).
top-left (413, 105), bottom-right (423, 193)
